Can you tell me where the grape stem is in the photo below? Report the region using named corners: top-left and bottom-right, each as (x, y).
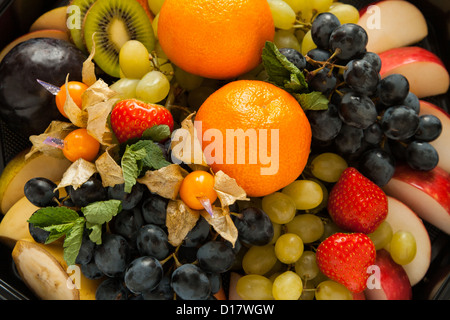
top-left (305, 48), bottom-right (345, 77)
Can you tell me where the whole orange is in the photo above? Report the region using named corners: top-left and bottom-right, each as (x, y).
top-left (195, 80), bottom-right (312, 197)
top-left (157, 0), bottom-right (274, 80)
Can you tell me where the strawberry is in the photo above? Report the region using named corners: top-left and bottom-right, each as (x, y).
top-left (316, 232), bottom-right (376, 293)
top-left (110, 99), bottom-right (174, 143)
top-left (327, 167), bottom-right (388, 234)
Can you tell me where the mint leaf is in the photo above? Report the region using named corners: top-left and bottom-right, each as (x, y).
top-left (262, 41), bottom-right (308, 92)
top-left (121, 140), bottom-right (171, 192)
top-left (142, 125), bottom-right (171, 142)
top-left (28, 206), bottom-right (80, 227)
top-left (294, 91), bottom-right (329, 111)
top-left (121, 144), bottom-right (147, 192)
top-left (28, 207), bottom-right (81, 244)
top-left (63, 218), bottom-right (85, 266)
top-left (86, 222), bottom-right (103, 245)
top-left (82, 199), bottom-right (122, 225)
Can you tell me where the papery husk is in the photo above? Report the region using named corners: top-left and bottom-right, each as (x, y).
top-left (137, 164), bottom-right (189, 200)
top-left (57, 158), bottom-right (98, 190)
top-left (166, 199), bottom-right (200, 247)
top-left (82, 79), bottom-right (117, 108)
top-left (170, 113), bottom-right (209, 171)
top-left (63, 74), bottom-right (88, 128)
top-left (213, 170), bottom-right (249, 208)
top-left (201, 206), bottom-right (238, 247)
top-left (26, 121), bottom-right (77, 160)
top-left (82, 32), bottom-right (97, 87)
top-left (95, 145), bottom-right (124, 188)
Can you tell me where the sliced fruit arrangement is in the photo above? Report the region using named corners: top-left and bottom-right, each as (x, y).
top-left (0, 0), bottom-right (448, 301)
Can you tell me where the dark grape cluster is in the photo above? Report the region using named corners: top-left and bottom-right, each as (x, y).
top-left (24, 171), bottom-right (275, 300)
top-left (281, 12), bottom-right (442, 187)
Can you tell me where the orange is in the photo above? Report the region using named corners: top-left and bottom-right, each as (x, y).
top-left (157, 0), bottom-right (274, 80)
top-left (195, 80), bottom-right (312, 197)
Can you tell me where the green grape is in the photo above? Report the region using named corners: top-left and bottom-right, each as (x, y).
top-left (272, 271), bottom-right (303, 300)
top-left (315, 280), bottom-right (353, 300)
top-left (274, 29), bottom-right (302, 53)
top-left (310, 153), bottom-right (348, 183)
top-left (154, 42), bottom-right (169, 61)
top-left (301, 30), bottom-right (316, 56)
top-left (265, 259), bottom-right (285, 279)
top-left (187, 86), bottom-right (217, 110)
top-left (242, 244), bottom-right (278, 275)
top-left (389, 230), bottom-right (417, 265)
top-left (236, 274), bottom-right (274, 300)
top-left (174, 66), bottom-right (204, 91)
top-left (269, 222), bottom-right (282, 245)
top-left (135, 70), bottom-right (170, 103)
top-left (154, 59), bottom-right (174, 82)
top-left (283, 0), bottom-right (309, 13)
top-left (294, 251), bottom-right (319, 280)
top-left (119, 40), bottom-right (152, 79)
top-left (262, 192), bottom-right (297, 224)
top-left (152, 13), bottom-right (159, 39)
top-left (300, 279), bottom-right (315, 300)
top-left (311, 0), bottom-right (333, 13)
top-left (110, 78), bottom-right (140, 99)
top-left (267, 0), bottom-right (297, 30)
top-left (328, 3), bottom-right (360, 24)
top-left (295, 29), bottom-right (306, 43)
top-left (368, 221), bottom-right (393, 250)
top-left (148, 0), bottom-right (165, 15)
top-left (274, 233), bottom-right (304, 264)
top-left (320, 219), bottom-right (345, 242)
top-left (286, 213), bottom-right (324, 243)
top-left (282, 179), bottom-right (323, 210)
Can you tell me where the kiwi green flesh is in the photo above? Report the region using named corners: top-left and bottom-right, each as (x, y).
top-left (83, 0), bottom-right (156, 79)
top-left (68, 0), bottom-right (97, 53)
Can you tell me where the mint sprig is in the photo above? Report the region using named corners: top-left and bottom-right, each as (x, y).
top-left (28, 199), bottom-right (122, 266)
top-left (121, 139), bottom-right (171, 193)
top-left (262, 41), bottom-right (329, 111)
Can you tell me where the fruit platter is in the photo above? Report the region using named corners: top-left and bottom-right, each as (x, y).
top-left (0, 0), bottom-right (449, 301)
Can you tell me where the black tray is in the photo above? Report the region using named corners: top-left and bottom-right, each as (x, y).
top-left (0, 0), bottom-right (448, 300)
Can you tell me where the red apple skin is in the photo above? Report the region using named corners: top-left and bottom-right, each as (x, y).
top-left (419, 100), bottom-right (450, 174)
top-left (392, 165), bottom-right (450, 214)
top-left (365, 249), bottom-right (412, 300)
top-left (379, 46), bottom-right (446, 76)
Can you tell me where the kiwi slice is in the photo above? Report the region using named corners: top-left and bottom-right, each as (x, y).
top-left (68, 0), bottom-right (97, 53)
top-left (83, 0), bottom-right (156, 78)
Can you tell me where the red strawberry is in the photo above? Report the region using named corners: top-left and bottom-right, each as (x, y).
top-left (110, 99), bottom-right (174, 143)
top-left (316, 232), bottom-right (376, 293)
top-left (327, 167), bottom-right (388, 234)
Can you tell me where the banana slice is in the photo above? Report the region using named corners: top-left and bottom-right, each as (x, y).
top-left (12, 240), bottom-right (103, 300)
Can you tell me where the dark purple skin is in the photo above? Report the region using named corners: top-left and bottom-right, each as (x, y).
top-left (0, 38), bottom-right (87, 138)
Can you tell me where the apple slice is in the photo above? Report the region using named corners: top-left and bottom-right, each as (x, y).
top-left (357, 0), bottom-right (428, 54)
top-left (29, 6), bottom-right (68, 33)
top-left (0, 149), bottom-right (72, 214)
top-left (383, 165), bottom-right (450, 235)
top-left (0, 196), bottom-right (38, 248)
top-left (0, 29), bottom-right (69, 62)
top-left (378, 46), bottom-right (450, 98)
top-left (364, 249), bottom-right (412, 300)
top-left (383, 196), bottom-right (431, 286)
top-left (419, 100), bottom-right (450, 174)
